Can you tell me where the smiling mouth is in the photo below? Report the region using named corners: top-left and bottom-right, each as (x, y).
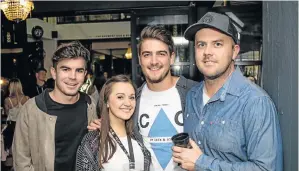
top-left (203, 61), bottom-right (216, 64)
top-left (120, 108), bottom-right (132, 112)
top-left (65, 83), bottom-right (78, 87)
top-left (148, 67), bottom-right (161, 71)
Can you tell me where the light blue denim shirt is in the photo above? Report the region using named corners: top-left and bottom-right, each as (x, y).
top-left (184, 67), bottom-right (283, 171)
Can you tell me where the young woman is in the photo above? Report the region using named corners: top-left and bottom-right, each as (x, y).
top-left (3, 78), bottom-right (29, 161)
top-left (76, 75), bottom-right (151, 171)
top-left (4, 78), bottom-right (29, 122)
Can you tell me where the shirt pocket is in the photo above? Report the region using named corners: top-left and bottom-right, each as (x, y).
top-left (205, 118), bottom-right (241, 153)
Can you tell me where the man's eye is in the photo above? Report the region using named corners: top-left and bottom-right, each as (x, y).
top-left (77, 69), bottom-right (84, 73)
top-left (214, 42), bottom-right (223, 47)
top-left (62, 68), bottom-right (68, 72)
top-left (129, 96), bottom-right (135, 100)
top-left (197, 43), bottom-right (205, 48)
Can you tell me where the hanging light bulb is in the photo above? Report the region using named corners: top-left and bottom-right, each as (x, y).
top-left (125, 44), bottom-right (132, 59)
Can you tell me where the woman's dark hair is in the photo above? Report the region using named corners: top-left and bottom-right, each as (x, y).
top-left (98, 74), bottom-right (136, 168)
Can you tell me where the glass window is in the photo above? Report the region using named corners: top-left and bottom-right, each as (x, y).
top-left (236, 32), bottom-right (262, 85)
top-left (239, 65), bottom-right (261, 85)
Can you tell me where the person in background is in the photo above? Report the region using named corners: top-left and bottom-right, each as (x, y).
top-left (172, 12), bottom-right (282, 171)
top-left (3, 78), bottom-right (29, 168)
top-left (76, 75), bottom-right (151, 171)
top-left (34, 68), bottom-right (47, 96)
top-left (80, 72), bottom-right (100, 105)
top-left (26, 68), bottom-right (48, 98)
top-left (95, 71), bottom-right (109, 92)
top-left (103, 71), bottom-right (108, 80)
top-left (3, 78), bottom-right (29, 148)
top-left (13, 41), bottom-right (98, 171)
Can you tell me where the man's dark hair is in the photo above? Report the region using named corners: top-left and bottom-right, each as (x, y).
top-left (35, 67), bottom-right (47, 73)
top-left (138, 25), bottom-right (175, 55)
top-left (52, 41), bottom-right (90, 68)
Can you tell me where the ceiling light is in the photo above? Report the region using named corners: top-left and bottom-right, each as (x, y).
top-left (1, 0), bottom-right (34, 22)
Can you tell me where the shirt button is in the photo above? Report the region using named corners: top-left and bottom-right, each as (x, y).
top-left (201, 121), bottom-right (204, 125)
top-left (49, 117), bottom-right (53, 121)
top-left (222, 120), bottom-right (225, 124)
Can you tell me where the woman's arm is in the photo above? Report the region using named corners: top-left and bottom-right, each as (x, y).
top-left (75, 131), bottom-right (100, 171)
top-left (4, 98), bottom-right (11, 116)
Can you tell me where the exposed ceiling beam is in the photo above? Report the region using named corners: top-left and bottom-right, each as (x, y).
top-left (32, 1), bottom-right (192, 17)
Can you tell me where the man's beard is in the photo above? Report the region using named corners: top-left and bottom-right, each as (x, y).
top-left (146, 69), bottom-right (170, 84)
top-left (204, 60), bottom-right (234, 80)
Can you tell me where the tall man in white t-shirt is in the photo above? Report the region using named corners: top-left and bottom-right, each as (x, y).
top-left (89, 25), bottom-right (197, 171)
top-left (134, 25), bottom-right (198, 171)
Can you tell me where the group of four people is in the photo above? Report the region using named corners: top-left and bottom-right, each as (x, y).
top-left (13, 12), bottom-right (282, 171)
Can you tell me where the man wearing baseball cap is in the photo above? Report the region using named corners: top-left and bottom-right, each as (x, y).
top-left (172, 12), bottom-right (283, 171)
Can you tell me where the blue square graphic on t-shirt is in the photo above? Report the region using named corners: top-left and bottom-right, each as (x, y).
top-left (149, 108), bottom-right (178, 170)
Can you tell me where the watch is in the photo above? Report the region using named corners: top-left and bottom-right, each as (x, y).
top-left (32, 26), bottom-right (44, 40)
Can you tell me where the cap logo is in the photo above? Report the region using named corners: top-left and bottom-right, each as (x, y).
top-left (202, 14), bottom-right (213, 23)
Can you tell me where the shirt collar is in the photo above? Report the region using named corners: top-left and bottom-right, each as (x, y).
top-left (137, 76), bottom-right (187, 98)
top-left (227, 66), bottom-right (248, 96)
top-left (217, 67), bottom-right (249, 102)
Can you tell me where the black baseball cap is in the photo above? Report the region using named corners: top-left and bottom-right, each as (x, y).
top-left (184, 12), bottom-right (238, 44)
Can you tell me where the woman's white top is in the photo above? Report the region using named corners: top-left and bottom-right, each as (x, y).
top-left (102, 136), bottom-right (145, 171)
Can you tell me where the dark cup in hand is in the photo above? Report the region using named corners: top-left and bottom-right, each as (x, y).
top-left (171, 133), bottom-right (189, 148)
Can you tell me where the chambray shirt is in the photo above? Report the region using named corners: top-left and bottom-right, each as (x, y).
top-left (184, 67), bottom-right (283, 171)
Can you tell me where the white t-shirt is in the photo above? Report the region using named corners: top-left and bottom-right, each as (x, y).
top-left (139, 84), bottom-right (184, 171)
top-left (103, 136), bottom-right (144, 171)
top-left (202, 86), bottom-right (210, 106)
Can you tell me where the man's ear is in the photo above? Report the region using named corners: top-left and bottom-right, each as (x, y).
top-left (50, 67), bottom-right (57, 80)
top-left (170, 52), bottom-right (175, 65)
top-left (232, 44), bottom-right (240, 61)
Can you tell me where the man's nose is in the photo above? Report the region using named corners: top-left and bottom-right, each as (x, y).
top-left (203, 44), bottom-right (213, 55)
top-left (150, 55), bottom-right (158, 65)
top-left (69, 70), bottom-right (76, 79)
